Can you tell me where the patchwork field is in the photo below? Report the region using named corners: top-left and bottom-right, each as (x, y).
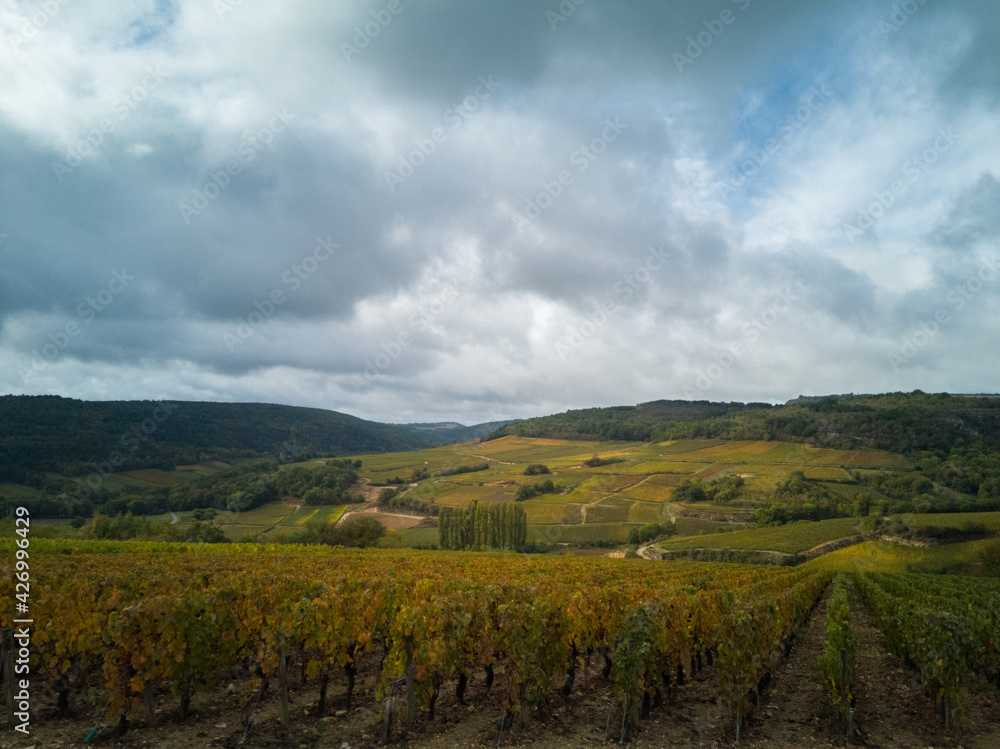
top-left (214, 502), bottom-right (297, 540)
top-left (278, 504), bottom-right (348, 527)
top-left (343, 436), bottom-right (919, 547)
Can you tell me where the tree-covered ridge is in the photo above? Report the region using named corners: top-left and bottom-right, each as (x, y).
top-left (5, 457), bottom-right (365, 520)
top-left (489, 392), bottom-right (1000, 453)
top-left (487, 400), bottom-right (771, 442)
top-left (0, 395), bottom-right (435, 480)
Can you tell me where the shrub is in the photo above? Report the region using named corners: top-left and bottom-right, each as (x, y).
top-left (524, 464), bottom-right (551, 476)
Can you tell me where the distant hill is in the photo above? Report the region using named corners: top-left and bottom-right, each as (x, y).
top-left (0, 395), bottom-right (436, 481)
top-left (486, 400), bottom-right (773, 442)
top-left (393, 420), bottom-right (518, 445)
top-left (488, 392), bottom-right (1000, 454)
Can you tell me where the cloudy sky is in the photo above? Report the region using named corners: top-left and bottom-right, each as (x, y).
top-left (1, 0), bottom-right (998, 425)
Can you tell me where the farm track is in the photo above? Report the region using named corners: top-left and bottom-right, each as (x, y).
top-left (743, 585), bottom-right (838, 747)
top-left (452, 450), bottom-right (516, 465)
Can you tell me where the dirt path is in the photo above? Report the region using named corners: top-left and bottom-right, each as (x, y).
top-left (743, 586), bottom-right (839, 748)
top-left (743, 579), bottom-right (1000, 748)
top-left (451, 450), bottom-right (515, 464)
top-left (338, 500), bottom-right (428, 530)
top-left (637, 542), bottom-right (659, 559)
top-left (846, 579), bottom-right (953, 747)
top-left (169, 511), bottom-right (179, 524)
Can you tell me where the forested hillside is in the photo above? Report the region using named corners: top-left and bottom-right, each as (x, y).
top-left (0, 395), bottom-right (434, 481)
top-left (487, 399), bottom-right (771, 442)
top-left (489, 392), bottom-right (1000, 453)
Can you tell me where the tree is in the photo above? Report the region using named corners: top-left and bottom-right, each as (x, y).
top-left (226, 491), bottom-right (253, 513)
top-left (319, 516), bottom-right (386, 548)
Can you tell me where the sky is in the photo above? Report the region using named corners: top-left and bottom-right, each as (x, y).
top-left (1, 0), bottom-right (998, 426)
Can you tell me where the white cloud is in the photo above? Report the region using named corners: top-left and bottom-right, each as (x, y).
top-left (1, 0), bottom-right (998, 423)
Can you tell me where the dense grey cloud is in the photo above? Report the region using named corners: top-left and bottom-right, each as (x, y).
top-left (1, 0), bottom-right (998, 424)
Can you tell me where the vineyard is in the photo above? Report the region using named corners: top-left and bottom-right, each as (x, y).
top-left (3, 538), bottom-right (1000, 747)
top-left (2, 540), bottom-right (831, 746)
top-left (854, 572), bottom-right (1000, 730)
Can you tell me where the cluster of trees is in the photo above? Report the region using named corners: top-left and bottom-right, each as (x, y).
top-left (438, 501), bottom-right (527, 550)
top-left (263, 516), bottom-right (388, 547)
top-left (435, 462), bottom-right (489, 477)
top-left (84, 512), bottom-right (228, 543)
top-left (376, 487), bottom-right (438, 515)
top-left (854, 469), bottom-right (997, 514)
top-left (753, 472), bottom-right (859, 525)
top-left (917, 445), bottom-right (1000, 499)
top-left (626, 521), bottom-right (676, 545)
top-left (515, 479), bottom-right (556, 501)
top-left (0, 457), bottom-right (369, 523)
top-left (672, 475), bottom-right (745, 504)
top-left (0, 492), bottom-right (94, 520)
top-left (301, 516), bottom-right (386, 548)
top-left (86, 458), bottom-right (362, 519)
top-left (523, 464), bottom-right (551, 475)
top-left (750, 468), bottom-right (997, 526)
top-left (582, 456), bottom-right (626, 468)
top-left (877, 517), bottom-right (992, 544)
top-left (274, 459), bottom-right (361, 502)
top-left (854, 470), bottom-right (936, 502)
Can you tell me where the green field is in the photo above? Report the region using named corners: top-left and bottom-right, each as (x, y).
top-left (528, 522), bottom-right (643, 544)
top-left (215, 503), bottom-right (297, 540)
top-left (656, 516), bottom-right (864, 555)
top-left (278, 504), bottom-right (349, 527)
top-left (672, 516), bottom-right (747, 536)
top-left (896, 510), bottom-right (1000, 529)
top-left (805, 537), bottom-right (998, 575)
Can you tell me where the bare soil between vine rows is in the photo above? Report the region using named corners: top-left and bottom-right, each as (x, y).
top-left (6, 581), bottom-right (999, 749)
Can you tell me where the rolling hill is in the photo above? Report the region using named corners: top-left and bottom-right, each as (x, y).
top-left (487, 391), bottom-right (1000, 453)
top-left (0, 395), bottom-right (438, 481)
